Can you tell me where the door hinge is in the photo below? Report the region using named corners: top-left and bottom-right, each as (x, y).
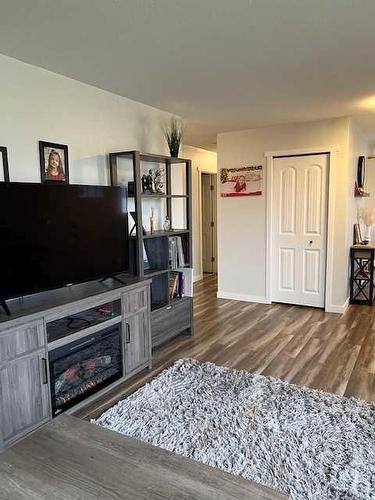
top-left (210, 185), bottom-right (214, 191)
top-left (211, 257), bottom-right (215, 263)
top-left (210, 221), bottom-right (214, 227)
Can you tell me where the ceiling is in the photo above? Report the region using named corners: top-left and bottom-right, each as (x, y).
top-left (2, 0), bottom-right (375, 149)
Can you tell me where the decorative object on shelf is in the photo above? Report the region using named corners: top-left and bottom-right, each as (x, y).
top-left (141, 168), bottom-right (165, 194)
top-left (355, 156), bottom-right (370, 197)
top-left (220, 165), bottom-right (263, 197)
top-left (150, 208), bottom-right (155, 234)
top-left (164, 118), bottom-right (183, 158)
top-left (353, 223), bottom-right (363, 244)
top-left (359, 207), bottom-right (375, 243)
top-left (163, 216), bottom-right (171, 231)
top-left (0, 146), bottom-right (10, 182)
top-left (127, 181), bottom-right (135, 196)
top-left (151, 167), bottom-right (164, 193)
top-left (39, 141), bottom-right (69, 184)
top-left (129, 212), bottom-right (147, 237)
top-left (142, 171), bottom-right (152, 193)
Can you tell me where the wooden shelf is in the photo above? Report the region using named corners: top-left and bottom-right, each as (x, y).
top-left (109, 150), bottom-right (190, 164)
top-left (143, 269), bottom-right (169, 278)
top-left (144, 229), bottom-right (189, 239)
top-left (140, 193), bottom-right (188, 199)
top-left (129, 229), bottom-right (189, 240)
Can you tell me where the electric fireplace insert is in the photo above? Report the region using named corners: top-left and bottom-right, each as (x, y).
top-left (49, 324), bottom-right (123, 416)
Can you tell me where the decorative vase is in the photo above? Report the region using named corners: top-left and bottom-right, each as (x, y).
top-left (150, 208), bottom-right (155, 234)
top-left (163, 216), bottom-right (171, 232)
top-left (169, 144), bottom-right (180, 158)
top-left (165, 118), bottom-right (183, 159)
top-left (364, 225), bottom-right (372, 243)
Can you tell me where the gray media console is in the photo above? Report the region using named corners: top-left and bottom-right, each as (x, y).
top-left (0, 276), bottom-right (152, 451)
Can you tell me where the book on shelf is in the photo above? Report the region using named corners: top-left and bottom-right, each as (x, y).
top-left (169, 268), bottom-right (193, 300)
top-left (169, 236), bottom-right (185, 269)
top-left (177, 267), bottom-right (193, 297)
top-left (169, 271), bottom-right (184, 299)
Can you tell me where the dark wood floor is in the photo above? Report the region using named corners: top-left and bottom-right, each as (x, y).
top-left (77, 274), bottom-right (375, 420)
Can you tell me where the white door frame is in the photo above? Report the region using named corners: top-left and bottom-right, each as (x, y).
top-left (265, 146), bottom-right (340, 311)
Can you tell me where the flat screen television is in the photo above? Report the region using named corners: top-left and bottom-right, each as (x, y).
top-left (0, 183), bottom-right (128, 303)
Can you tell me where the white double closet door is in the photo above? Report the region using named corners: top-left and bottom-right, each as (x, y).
top-left (271, 154), bottom-right (328, 308)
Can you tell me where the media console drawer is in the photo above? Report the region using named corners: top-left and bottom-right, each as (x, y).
top-left (151, 298), bottom-right (192, 348)
top-left (0, 321), bottom-right (45, 365)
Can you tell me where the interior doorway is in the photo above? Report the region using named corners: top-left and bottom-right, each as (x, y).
top-left (201, 173), bottom-right (217, 274)
top-left (270, 153), bottom-right (329, 307)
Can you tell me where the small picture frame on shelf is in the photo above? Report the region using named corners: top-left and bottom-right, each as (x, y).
top-left (39, 141), bottom-right (69, 184)
top-left (0, 146), bottom-right (10, 182)
top-left (141, 167), bottom-right (165, 194)
top-left (353, 223), bottom-right (362, 245)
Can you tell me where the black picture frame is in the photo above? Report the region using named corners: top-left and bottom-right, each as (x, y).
top-left (0, 146), bottom-right (10, 182)
top-left (39, 141), bottom-right (69, 184)
top-left (357, 156), bottom-right (366, 189)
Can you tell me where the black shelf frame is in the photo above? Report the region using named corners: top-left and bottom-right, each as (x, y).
top-left (109, 151), bottom-right (193, 312)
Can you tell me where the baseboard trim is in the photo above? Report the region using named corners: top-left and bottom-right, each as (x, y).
top-left (217, 291), bottom-right (270, 304)
top-left (325, 298), bottom-right (349, 314)
top-left (193, 274), bottom-right (203, 283)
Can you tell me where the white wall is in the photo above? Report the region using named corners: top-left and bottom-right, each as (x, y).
top-left (217, 117), bottom-right (351, 310)
top-left (0, 54), bottom-right (174, 184)
top-left (182, 146), bottom-right (217, 281)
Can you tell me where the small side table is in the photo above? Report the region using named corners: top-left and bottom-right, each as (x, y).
top-left (350, 243), bottom-right (375, 305)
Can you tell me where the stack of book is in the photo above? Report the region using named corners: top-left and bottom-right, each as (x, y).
top-left (169, 236), bottom-right (185, 269)
top-left (169, 271), bottom-right (184, 299)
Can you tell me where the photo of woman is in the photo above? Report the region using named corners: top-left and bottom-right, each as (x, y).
top-left (39, 141), bottom-right (69, 184)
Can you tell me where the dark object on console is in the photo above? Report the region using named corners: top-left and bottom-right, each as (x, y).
top-left (0, 183), bottom-right (129, 311)
top-left (0, 147), bottom-right (10, 183)
top-left (0, 300), bottom-right (10, 316)
top-left (128, 181), bottom-right (135, 196)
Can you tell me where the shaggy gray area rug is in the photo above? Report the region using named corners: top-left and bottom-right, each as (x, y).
top-left (93, 359), bottom-right (375, 499)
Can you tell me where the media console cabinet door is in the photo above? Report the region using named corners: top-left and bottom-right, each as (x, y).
top-left (124, 310), bottom-right (150, 374)
top-left (0, 351), bottom-right (50, 447)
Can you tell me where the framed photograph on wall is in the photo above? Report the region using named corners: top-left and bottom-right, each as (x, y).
top-left (0, 146), bottom-right (10, 182)
top-left (220, 165), bottom-right (263, 197)
top-left (39, 141), bottom-right (69, 183)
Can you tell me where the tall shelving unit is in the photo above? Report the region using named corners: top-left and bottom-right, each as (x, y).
top-left (109, 151), bottom-right (193, 348)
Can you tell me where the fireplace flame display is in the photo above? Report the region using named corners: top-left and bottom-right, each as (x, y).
top-left (49, 326), bottom-right (122, 415)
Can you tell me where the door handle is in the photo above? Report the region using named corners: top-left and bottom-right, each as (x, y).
top-left (125, 323), bottom-right (131, 343)
top-left (41, 357), bottom-right (48, 385)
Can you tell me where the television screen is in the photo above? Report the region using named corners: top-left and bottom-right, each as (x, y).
top-left (0, 183), bottom-right (128, 300)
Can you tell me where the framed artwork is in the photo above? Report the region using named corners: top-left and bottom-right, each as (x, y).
top-left (0, 147), bottom-right (10, 182)
top-left (39, 141), bottom-right (69, 184)
top-left (220, 165), bottom-right (263, 197)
